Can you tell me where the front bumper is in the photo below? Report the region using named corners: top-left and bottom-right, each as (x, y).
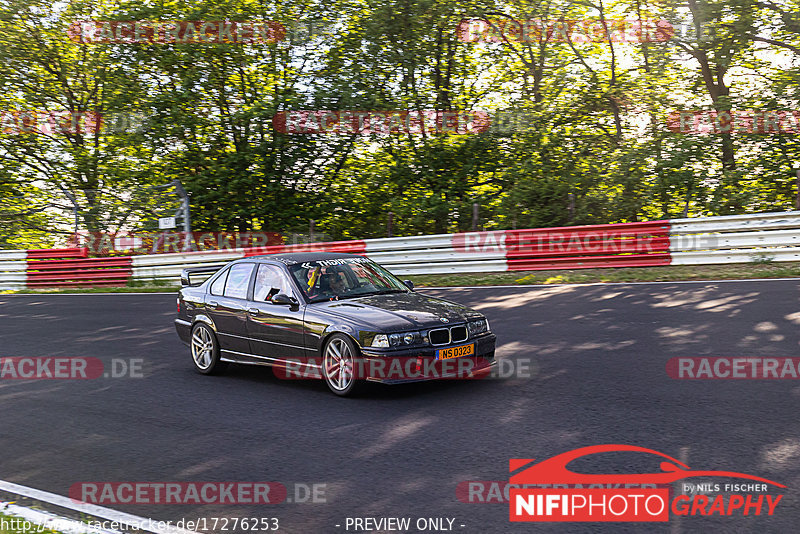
top-left (358, 333), bottom-right (496, 384)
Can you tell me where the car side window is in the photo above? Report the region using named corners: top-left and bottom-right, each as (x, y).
top-left (291, 268), bottom-right (309, 289)
top-left (254, 264), bottom-right (293, 302)
top-left (209, 268), bottom-right (228, 296)
top-left (223, 263), bottom-right (255, 299)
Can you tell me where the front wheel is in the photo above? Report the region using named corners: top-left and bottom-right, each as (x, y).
top-left (322, 334), bottom-right (360, 396)
top-left (191, 323), bottom-right (227, 375)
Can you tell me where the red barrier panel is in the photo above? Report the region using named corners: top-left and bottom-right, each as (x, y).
top-left (507, 253), bottom-right (671, 270)
top-left (243, 240), bottom-right (367, 257)
top-left (27, 249), bottom-right (132, 287)
top-left (26, 247), bottom-right (88, 259)
top-left (506, 221), bottom-right (670, 271)
top-left (23, 258), bottom-right (133, 270)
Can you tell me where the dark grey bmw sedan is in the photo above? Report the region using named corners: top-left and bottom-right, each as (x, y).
top-left (175, 252), bottom-right (496, 396)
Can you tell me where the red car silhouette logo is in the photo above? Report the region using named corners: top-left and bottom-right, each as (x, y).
top-left (510, 444), bottom-right (785, 487)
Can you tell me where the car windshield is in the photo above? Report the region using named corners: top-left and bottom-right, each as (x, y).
top-left (288, 257), bottom-right (408, 303)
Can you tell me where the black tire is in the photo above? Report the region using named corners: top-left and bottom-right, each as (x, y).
top-left (190, 323), bottom-right (228, 375)
top-left (322, 333), bottom-right (361, 397)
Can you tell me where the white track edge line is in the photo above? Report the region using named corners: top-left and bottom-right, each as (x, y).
top-left (0, 481), bottom-right (199, 534)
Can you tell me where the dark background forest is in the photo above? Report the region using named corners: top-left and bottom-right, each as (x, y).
top-left (1, 0), bottom-right (799, 247)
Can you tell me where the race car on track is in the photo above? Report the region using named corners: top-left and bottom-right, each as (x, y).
top-left (174, 253), bottom-right (497, 396)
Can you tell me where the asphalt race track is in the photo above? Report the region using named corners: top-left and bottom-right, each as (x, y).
top-left (2, 280), bottom-right (800, 533)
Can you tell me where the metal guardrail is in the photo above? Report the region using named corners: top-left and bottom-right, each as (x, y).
top-left (131, 250), bottom-right (245, 281)
top-left (0, 251), bottom-right (27, 290)
top-left (5, 211), bottom-right (800, 289)
top-left (505, 221), bottom-right (671, 270)
top-left (364, 232), bottom-right (506, 274)
top-left (670, 211), bottom-right (800, 265)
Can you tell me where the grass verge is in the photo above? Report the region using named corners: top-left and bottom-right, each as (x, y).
top-left (1, 286), bottom-right (178, 295)
top-left (405, 261), bottom-right (800, 287)
top-left (1, 278), bottom-right (178, 294)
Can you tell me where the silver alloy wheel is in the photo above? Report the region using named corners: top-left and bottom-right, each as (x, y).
top-left (191, 326), bottom-right (214, 370)
top-left (324, 337), bottom-right (354, 392)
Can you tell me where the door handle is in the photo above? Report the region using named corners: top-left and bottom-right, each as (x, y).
top-left (247, 308), bottom-right (260, 315)
top-left (208, 301), bottom-right (219, 308)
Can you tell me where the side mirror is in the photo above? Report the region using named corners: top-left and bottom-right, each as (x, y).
top-left (403, 280), bottom-right (415, 290)
top-left (271, 293), bottom-right (297, 306)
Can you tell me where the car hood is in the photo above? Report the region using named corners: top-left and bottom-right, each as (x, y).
top-left (314, 292), bottom-right (480, 331)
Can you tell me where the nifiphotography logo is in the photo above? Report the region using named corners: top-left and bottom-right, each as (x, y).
top-left (509, 445), bottom-right (785, 522)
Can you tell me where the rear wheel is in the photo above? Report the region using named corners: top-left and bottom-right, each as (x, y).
top-left (191, 323), bottom-right (227, 375)
top-left (322, 334), bottom-right (360, 396)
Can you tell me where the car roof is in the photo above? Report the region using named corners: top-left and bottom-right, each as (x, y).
top-left (242, 252), bottom-right (363, 264)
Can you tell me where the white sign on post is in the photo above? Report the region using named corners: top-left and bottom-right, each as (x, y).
top-left (158, 217), bottom-right (177, 229)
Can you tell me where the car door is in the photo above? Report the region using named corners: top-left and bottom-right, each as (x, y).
top-left (244, 263), bottom-right (310, 366)
top-left (205, 262), bottom-right (256, 357)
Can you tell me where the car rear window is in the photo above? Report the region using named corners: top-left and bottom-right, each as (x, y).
top-left (209, 268), bottom-right (228, 296)
top-left (223, 263), bottom-right (254, 299)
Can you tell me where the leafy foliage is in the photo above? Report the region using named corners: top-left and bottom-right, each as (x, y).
top-left (0, 0), bottom-right (798, 246)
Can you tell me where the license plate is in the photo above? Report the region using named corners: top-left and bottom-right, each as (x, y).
top-left (437, 343), bottom-right (474, 360)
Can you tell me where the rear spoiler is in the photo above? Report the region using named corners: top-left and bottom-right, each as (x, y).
top-left (181, 265), bottom-right (224, 287)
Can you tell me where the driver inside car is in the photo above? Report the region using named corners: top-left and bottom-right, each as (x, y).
top-left (312, 268), bottom-right (348, 300)
top-left (327, 271), bottom-right (347, 295)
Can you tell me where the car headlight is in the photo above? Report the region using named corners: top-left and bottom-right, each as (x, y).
top-left (468, 318), bottom-right (490, 337)
top-left (389, 331), bottom-right (421, 346)
top-left (371, 334), bottom-right (389, 348)
top-left (372, 331), bottom-right (421, 347)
